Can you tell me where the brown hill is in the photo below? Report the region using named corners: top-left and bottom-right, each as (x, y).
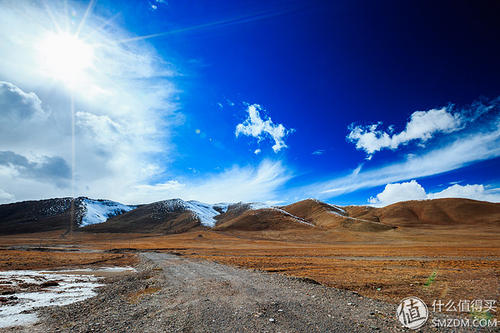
top-left (2, 197), bottom-right (498, 236)
top-left (83, 199), bottom-right (201, 234)
top-left (280, 199), bottom-right (395, 232)
top-left (346, 198), bottom-right (500, 226)
top-left (0, 198), bottom-right (75, 234)
top-left (280, 199), bottom-right (348, 228)
top-left (214, 208), bottom-right (314, 231)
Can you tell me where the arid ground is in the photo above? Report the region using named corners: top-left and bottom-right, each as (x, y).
top-left (1, 223), bottom-right (498, 325)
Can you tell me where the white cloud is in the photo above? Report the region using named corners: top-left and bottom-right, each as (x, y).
top-left (130, 160), bottom-right (291, 204)
top-left (348, 107), bottom-right (463, 158)
top-left (302, 119), bottom-right (500, 199)
top-left (428, 184), bottom-right (500, 202)
top-left (254, 149), bottom-right (261, 155)
top-left (0, 81), bottom-right (46, 121)
top-left (369, 180), bottom-right (500, 206)
top-left (235, 104), bottom-right (293, 153)
top-left (312, 149), bottom-right (325, 155)
top-left (368, 180), bottom-right (427, 206)
top-left (0, 1), bottom-right (178, 204)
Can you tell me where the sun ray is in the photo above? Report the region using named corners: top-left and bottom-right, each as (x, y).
top-left (42, 0), bottom-right (63, 33)
top-left (76, 0), bottom-right (96, 37)
top-left (117, 6), bottom-right (302, 44)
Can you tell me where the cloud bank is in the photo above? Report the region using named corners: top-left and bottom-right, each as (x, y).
top-left (368, 180), bottom-right (500, 206)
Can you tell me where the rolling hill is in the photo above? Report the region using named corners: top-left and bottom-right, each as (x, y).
top-left (0, 197), bottom-right (498, 235)
top-left (0, 197), bottom-right (134, 234)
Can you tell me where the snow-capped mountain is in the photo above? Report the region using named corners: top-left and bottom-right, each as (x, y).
top-left (79, 198), bottom-right (136, 227)
top-left (154, 199), bottom-right (228, 227)
top-left (0, 197), bottom-right (135, 234)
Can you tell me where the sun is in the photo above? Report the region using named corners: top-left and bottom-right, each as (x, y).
top-left (37, 32), bottom-right (94, 85)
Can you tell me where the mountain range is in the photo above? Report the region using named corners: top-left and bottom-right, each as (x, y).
top-left (0, 197), bottom-right (499, 235)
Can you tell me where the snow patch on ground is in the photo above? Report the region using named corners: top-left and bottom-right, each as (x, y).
top-left (0, 267), bottom-right (136, 328)
top-left (0, 270), bottom-right (102, 328)
top-left (80, 198), bottom-right (135, 227)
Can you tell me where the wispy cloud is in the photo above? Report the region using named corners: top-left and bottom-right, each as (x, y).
top-left (312, 149), bottom-right (325, 156)
top-left (130, 160), bottom-right (291, 204)
top-left (368, 180), bottom-right (500, 206)
top-left (235, 104), bottom-right (294, 153)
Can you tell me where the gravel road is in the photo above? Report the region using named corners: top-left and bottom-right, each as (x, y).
top-left (4, 252), bottom-right (490, 332)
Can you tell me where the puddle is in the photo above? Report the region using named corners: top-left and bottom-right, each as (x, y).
top-left (0, 267), bottom-right (135, 328)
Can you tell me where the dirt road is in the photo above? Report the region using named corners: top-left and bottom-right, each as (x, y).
top-left (7, 252), bottom-right (483, 332)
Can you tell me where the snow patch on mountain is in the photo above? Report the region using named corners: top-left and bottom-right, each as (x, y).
top-left (249, 202), bottom-right (275, 210)
top-left (80, 199), bottom-right (135, 227)
top-left (186, 201), bottom-right (229, 227)
top-left (155, 199), bottom-right (229, 227)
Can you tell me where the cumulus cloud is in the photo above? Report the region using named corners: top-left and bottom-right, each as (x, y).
top-left (428, 184), bottom-right (500, 202)
top-left (368, 180), bottom-right (427, 205)
top-left (368, 180), bottom-right (500, 206)
top-left (235, 104), bottom-right (293, 153)
top-left (130, 160), bottom-right (291, 204)
top-left (0, 81), bottom-right (45, 121)
top-left (348, 107), bottom-right (463, 158)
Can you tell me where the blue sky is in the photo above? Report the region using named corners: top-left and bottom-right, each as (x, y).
top-left (0, 0), bottom-right (499, 205)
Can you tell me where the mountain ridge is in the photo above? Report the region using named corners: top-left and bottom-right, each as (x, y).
top-left (0, 197), bottom-right (498, 235)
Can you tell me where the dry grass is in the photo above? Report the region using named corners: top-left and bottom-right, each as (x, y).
top-left (126, 287), bottom-right (162, 304)
top-left (0, 249), bottom-right (137, 270)
top-left (0, 226), bottom-right (498, 319)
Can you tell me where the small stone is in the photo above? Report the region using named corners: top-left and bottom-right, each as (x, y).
top-left (269, 318), bottom-right (275, 322)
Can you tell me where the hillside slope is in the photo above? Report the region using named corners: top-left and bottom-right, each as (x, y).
top-left (280, 199), bottom-right (395, 232)
top-left (0, 197), bottom-right (134, 234)
top-left (347, 198), bottom-right (500, 226)
top-left (214, 207), bottom-right (314, 231)
top-left (83, 199), bottom-right (229, 233)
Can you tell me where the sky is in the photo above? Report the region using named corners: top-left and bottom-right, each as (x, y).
top-left (0, 0), bottom-right (499, 206)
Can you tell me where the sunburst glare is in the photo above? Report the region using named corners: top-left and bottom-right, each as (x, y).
top-left (37, 31), bottom-right (94, 85)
